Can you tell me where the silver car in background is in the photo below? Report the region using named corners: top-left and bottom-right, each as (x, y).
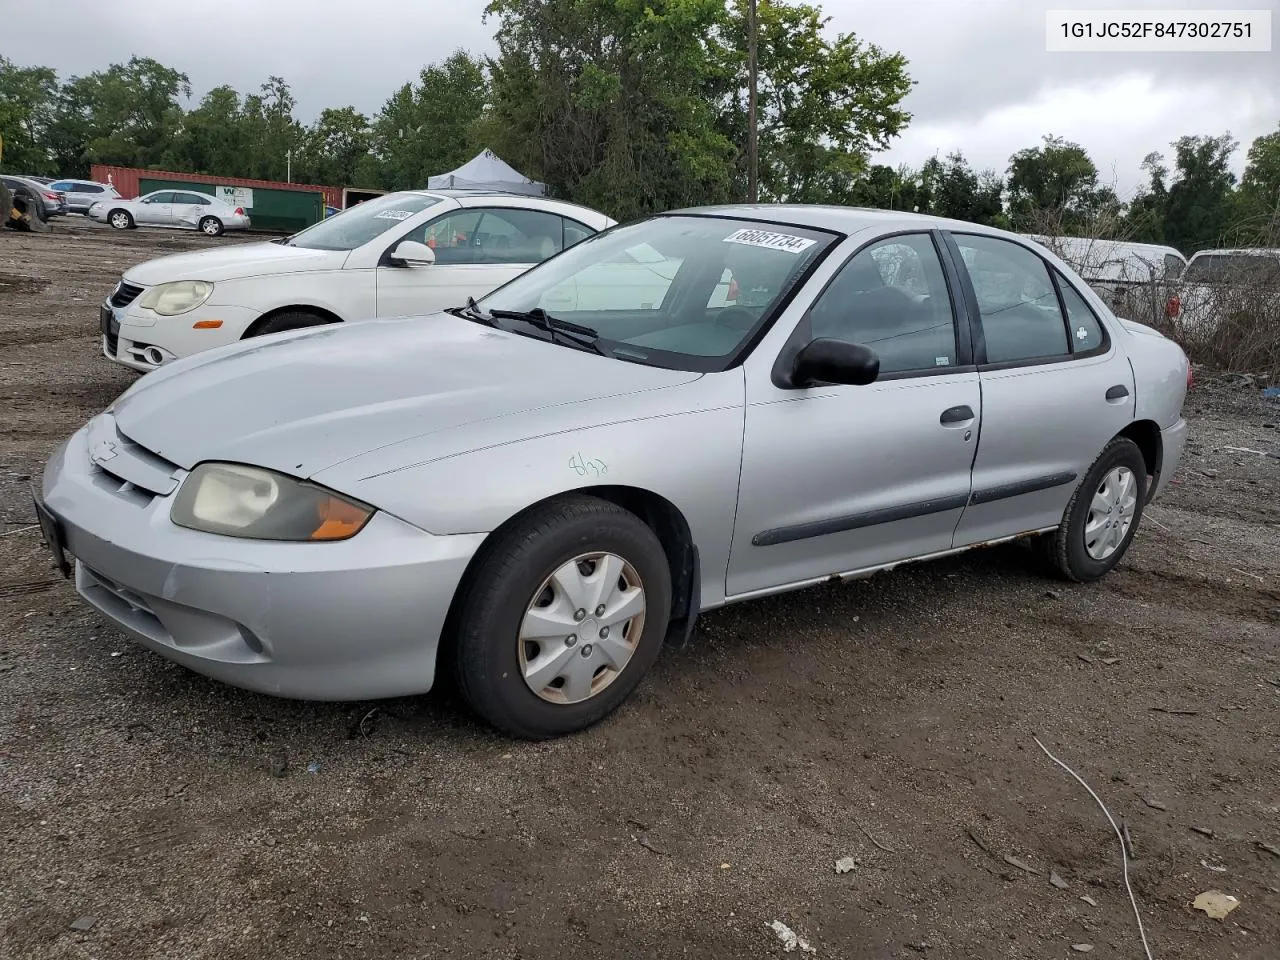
top-left (48, 178), bottom-right (123, 215)
top-left (35, 205), bottom-right (1189, 740)
top-left (87, 189), bottom-right (251, 236)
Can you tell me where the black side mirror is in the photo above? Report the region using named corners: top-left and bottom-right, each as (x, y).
top-left (790, 337), bottom-right (880, 387)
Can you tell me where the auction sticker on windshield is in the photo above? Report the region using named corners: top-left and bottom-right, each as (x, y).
top-left (723, 228), bottom-right (816, 254)
top-left (374, 210), bottom-right (417, 221)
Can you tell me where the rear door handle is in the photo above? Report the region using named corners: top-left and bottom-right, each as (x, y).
top-left (940, 405), bottom-right (975, 425)
top-left (1105, 384), bottom-right (1130, 401)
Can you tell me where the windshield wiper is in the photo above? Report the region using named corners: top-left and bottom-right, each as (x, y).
top-left (446, 296), bottom-right (503, 328)
top-left (488, 307), bottom-right (612, 357)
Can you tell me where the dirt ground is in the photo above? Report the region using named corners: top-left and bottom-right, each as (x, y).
top-left (1, 219), bottom-right (1278, 960)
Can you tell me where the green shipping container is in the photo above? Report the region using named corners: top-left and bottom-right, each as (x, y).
top-left (138, 178), bottom-right (325, 233)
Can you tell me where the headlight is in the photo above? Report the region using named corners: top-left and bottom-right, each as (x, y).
top-left (171, 463), bottom-right (374, 541)
top-left (137, 280), bottom-right (214, 316)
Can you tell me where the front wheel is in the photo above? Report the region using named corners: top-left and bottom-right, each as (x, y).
top-left (108, 209), bottom-right (134, 230)
top-left (1044, 437), bottom-right (1148, 582)
top-left (452, 495), bottom-right (672, 739)
top-left (199, 216), bottom-right (224, 237)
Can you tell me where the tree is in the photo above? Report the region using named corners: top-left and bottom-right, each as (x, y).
top-left (1163, 133), bottom-right (1237, 253)
top-left (1233, 126), bottom-right (1280, 242)
top-left (236, 76), bottom-right (306, 182)
top-left (1006, 135), bottom-right (1107, 231)
top-left (369, 51), bottom-right (489, 190)
top-left (1123, 151), bottom-right (1169, 243)
top-left (164, 85), bottom-right (245, 175)
top-left (47, 57), bottom-right (191, 175)
top-left (719, 0), bottom-right (913, 204)
top-left (0, 58), bottom-right (59, 174)
top-left (918, 151), bottom-right (1004, 226)
top-left (297, 107), bottom-right (374, 186)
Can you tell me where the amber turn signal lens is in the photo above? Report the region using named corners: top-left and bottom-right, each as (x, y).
top-left (309, 496), bottom-right (373, 540)
top-left (193, 319), bottom-right (223, 329)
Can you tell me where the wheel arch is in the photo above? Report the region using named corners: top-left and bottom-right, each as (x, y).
top-left (1116, 419), bottom-right (1162, 501)
top-left (438, 485), bottom-right (701, 672)
top-left (242, 304), bottom-right (344, 338)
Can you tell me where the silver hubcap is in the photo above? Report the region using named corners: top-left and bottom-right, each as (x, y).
top-left (518, 552), bottom-right (646, 704)
top-left (111, 214), bottom-right (128, 228)
top-left (1084, 465), bottom-right (1138, 561)
top-left (203, 220), bottom-right (218, 234)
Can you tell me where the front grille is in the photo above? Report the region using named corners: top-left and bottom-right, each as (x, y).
top-left (110, 281), bottom-right (144, 308)
top-left (85, 415), bottom-right (182, 503)
top-left (104, 329), bottom-right (119, 356)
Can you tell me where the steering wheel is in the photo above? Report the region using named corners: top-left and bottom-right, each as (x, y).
top-left (713, 306), bottom-right (757, 330)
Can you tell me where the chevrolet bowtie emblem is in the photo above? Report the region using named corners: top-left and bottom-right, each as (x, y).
top-left (92, 439), bottom-right (118, 462)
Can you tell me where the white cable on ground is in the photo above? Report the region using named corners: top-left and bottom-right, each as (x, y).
top-left (1032, 735), bottom-right (1156, 960)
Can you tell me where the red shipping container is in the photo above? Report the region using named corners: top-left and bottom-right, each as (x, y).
top-left (91, 165), bottom-right (343, 210)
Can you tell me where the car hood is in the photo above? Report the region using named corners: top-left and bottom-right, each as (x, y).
top-left (109, 314), bottom-right (702, 477)
top-left (123, 242), bottom-right (349, 284)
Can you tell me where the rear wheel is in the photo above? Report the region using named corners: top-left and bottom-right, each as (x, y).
top-left (452, 495), bottom-right (672, 739)
top-left (244, 310), bottom-right (332, 338)
top-left (199, 216), bottom-right (224, 237)
top-left (1043, 437), bottom-right (1147, 582)
top-left (108, 209), bottom-right (134, 230)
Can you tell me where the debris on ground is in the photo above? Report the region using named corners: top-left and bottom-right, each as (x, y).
top-left (1190, 826), bottom-right (1215, 838)
top-left (305, 760), bottom-right (320, 774)
top-left (1192, 890), bottom-right (1240, 920)
top-left (1070, 944), bottom-right (1094, 953)
top-left (768, 920), bottom-right (816, 954)
top-left (1141, 797), bottom-right (1167, 811)
top-left (1049, 870), bottom-right (1069, 889)
top-left (1003, 854), bottom-right (1039, 875)
top-left (1201, 859), bottom-right (1228, 873)
top-left (68, 916), bottom-right (96, 931)
top-left (1256, 841), bottom-right (1280, 860)
top-left (1080, 895), bottom-right (1098, 907)
top-left (833, 856), bottom-right (857, 874)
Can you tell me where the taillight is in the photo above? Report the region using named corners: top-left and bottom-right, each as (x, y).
top-left (1186, 365), bottom-right (1194, 391)
top-left (44, 192), bottom-right (59, 201)
top-left (233, 207), bottom-right (245, 216)
top-left (1165, 295), bottom-right (1181, 318)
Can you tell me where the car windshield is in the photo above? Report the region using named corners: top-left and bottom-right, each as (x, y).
top-left (1183, 253), bottom-right (1280, 284)
top-left (284, 193), bottom-right (444, 251)
top-left (475, 215), bottom-right (838, 371)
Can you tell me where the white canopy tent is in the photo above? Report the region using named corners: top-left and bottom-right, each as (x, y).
top-left (426, 149), bottom-right (547, 196)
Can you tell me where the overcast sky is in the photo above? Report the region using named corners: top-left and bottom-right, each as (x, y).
top-left (10, 0), bottom-right (1278, 196)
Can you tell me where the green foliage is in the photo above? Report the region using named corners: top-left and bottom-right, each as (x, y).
top-left (1006, 134), bottom-right (1113, 231)
top-left (1163, 134), bottom-right (1237, 253)
top-left (0, 57), bottom-right (59, 174)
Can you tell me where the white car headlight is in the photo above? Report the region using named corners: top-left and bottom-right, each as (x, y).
top-left (171, 463), bottom-right (374, 541)
top-left (137, 280), bottom-right (214, 316)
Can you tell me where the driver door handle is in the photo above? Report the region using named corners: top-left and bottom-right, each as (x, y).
top-left (939, 405), bottom-right (974, 425)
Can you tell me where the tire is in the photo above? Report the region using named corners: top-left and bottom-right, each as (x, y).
top-left (0, 181), bottom-right (11, 227)
top-left (245, 310), bottom-right (331, 338)
top-left (108, 209), bottom-right (134, 230)
top-left (1043, 437), bottom-right (1148, 582)
top-left (452, 495), bottom-right (672, 740)
top-left (199, 216), bottom-right (224, 237)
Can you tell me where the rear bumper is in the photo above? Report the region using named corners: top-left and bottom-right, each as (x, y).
top-left (41, 422), bottom-right (486, 700)
top-left (1151, 417), bottom-right (1188, 501)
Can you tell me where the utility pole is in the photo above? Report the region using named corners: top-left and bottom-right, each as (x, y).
top-left (746, 0), bottom-right (759, 203)
top-left (286, 148), bottom-right (292, 184)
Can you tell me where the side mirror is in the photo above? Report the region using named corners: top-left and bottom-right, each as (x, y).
top-left (391, 239), bottom-right (436, 266)
top-left (791, 338), bottom-right (880, 387)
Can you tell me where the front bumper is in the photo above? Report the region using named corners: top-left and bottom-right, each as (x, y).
top-left (101, 296), bottom-right (255, 372)
top-left (40, 418), bottom-right (485, 700)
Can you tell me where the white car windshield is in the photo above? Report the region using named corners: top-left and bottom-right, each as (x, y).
top-left (284, 193), bottom-right (444, 251)
top-left (1183, 253), bottom-right (1280, 284)
top-left (474, 215), bottom-right (838, 371)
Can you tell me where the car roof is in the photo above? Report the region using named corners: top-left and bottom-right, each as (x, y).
top-left (1189, 247), bottom-right (1280, 257)
top-left (393, 188), bottom-right (613, 222)
top-left (661, 203), bottom-right (1032, 241)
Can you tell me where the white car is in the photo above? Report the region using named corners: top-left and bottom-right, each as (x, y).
top-left (98, 190), bottom-right (616, 372)
top-left (88, 189), bottom-right (251, 237)
top-left (1165, 247), bottom-right (1280, 335)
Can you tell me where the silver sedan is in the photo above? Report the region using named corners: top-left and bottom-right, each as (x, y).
top-left (35, 205), bottom-right (1190, 739)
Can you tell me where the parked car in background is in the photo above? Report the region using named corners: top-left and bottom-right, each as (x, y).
top-left (38, 206), bottom-right (1189, 739)
top-left (24, 175), bottom-right (56, 185)
top-left (97, 189), bottom-right (614, 372)
top-left (48, 178), bottom-right (123, 215)
top-left (1166, 247), bottom-right (1280, 335)
top-left (1022, 235), bottom-right (1187, 325)
top-left (87, 189), bottom-right (250, 237)
top-left (0, 175), bottom-right (67, 219)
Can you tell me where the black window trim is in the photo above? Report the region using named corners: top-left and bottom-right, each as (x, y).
top-left (769, 227), bottom-right (977, 389)
top-left (1047, 265), bottom-right (1111, 360)
top-left (939, 229), bottom-right (1113, 372)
